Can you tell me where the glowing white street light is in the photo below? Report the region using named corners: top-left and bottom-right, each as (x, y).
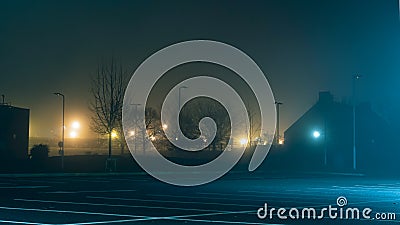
top-left (240, 138), bottom-right (248, 146)
top-left (162, 124), bottom-right (168, 130)
top-left (69, 131), bottom-right (78, 138)
top-left (313, 130), bottom-right (321, 138)
top-left (71, 121), bottom-right (80, 129)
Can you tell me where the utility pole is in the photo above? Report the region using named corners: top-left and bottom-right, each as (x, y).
top-left (131, 103), bottom-right (141, 153)
top-left (178, 86), bottom-right (188, 112)
top-left (352, 75), bottom-right (361, 170)
top-left (177, 86), bottom-right (188, 143)
top-left (275, 101), bottom-right (283, 145)
top-left (324, 118), bottom-right (327, 166)
top-left (53, 92), bottom-right (65, 171)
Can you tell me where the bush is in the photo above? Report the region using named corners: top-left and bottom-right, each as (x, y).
top-left (30, 144), bottom-right (49, 161)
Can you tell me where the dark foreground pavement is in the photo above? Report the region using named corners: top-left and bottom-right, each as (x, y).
top-left (0, 172), bottom-right (398, 225)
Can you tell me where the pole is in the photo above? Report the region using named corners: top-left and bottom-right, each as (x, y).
top-left (178, 86), bottom-right (187, 142)
top-left (53, 92), bottom-right (65, 170)
top-left (352, 75), bottom-right (361, 170)
top-left (62, 94), bottom-right (64, 170)
top-left (131, 104), bottom-right (141, 153)
top-left (178, 86), bottom-right (188, 112)
top-left (275, 102), bottom-right (283, 145)
top-left (178, 88), bottom-right (181, 112)
top-left (324, 118), bottom-right (327, 166)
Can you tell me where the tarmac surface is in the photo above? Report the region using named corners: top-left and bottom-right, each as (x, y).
top-left (0, 172), bottom-right (398, 224)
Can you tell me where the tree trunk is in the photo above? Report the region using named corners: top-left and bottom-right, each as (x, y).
top-left (108, 132), bottom-right (112, 158)
top-left (120, 142), bottom-right (125, 155)
top-left (142, 128), bottom-right (146, 153)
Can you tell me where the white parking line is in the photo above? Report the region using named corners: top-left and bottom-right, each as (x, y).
top-left (199, 191), bottom-right (324, 198)
top-left (14, 179), bottom-right (66, 184)
top-left (0, 220), bottom-right (51, 225)
top-left (148, 193), bottom-right (324, 205)
top-left (0, 206), bottom-right (161, 225)
top-left (0, 186), bottom-right (49, 189)
top-left (168, 217), bottom-right (282, 225)
top-left (68, 218), bottom-right (158, 225)
top-left (14, 198), bottom-right (229, 213)
top-left (0, 206), bottom-right (144, 218)
top-left (86, 196), bottom-right (260, 208)
top-left (43, 189), bottom-right (136, 194)
top-left (164, 210), bottom-right (254, 219)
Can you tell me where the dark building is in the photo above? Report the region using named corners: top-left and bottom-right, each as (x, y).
top-left (283, 91), bottom-right (398, 173)
top-left (0, 104), bottom-right (30, 160)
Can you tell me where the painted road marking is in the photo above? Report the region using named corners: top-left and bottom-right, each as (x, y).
top-left (14, 198), bottom-right (229, 213)
top-left (0, 205), bottom-right (144, 218)
top-left (86, 196), bottom-right (260, 208)
top-left (0, 206), bottom-right (159, 225)
top-left (0, 186), bottom-right (49, 189)
top-left (148, 193), bottom-right (324, 205)
top-left (43, 189), bottom-right (136, 194)
top-left (0, 220), bottom-right (51, 225)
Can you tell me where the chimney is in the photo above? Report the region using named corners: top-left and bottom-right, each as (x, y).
top-left (318, 91), bottom-right (333, 104)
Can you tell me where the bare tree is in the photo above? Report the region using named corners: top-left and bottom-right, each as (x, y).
top-left (140, 107), bottom-right (159, 153)
top-left (247, 108), bottom-right (261, 147)
top-left (180, 98), bottom-right (230, 151)
top-left (145, 107), bottom-right (159, 133)
top-left (89, 59), bottom-right (127, 158)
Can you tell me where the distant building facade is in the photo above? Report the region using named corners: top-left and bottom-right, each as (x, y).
top-left (0, 104), bottom-right (30, 160)
top-left (283, 91), bottom-right (398, 172)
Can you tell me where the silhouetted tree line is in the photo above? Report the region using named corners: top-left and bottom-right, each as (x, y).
top-left (29, 144), bottom-right (49, 161)
top-left (179, 97), bottom-right (230, 150)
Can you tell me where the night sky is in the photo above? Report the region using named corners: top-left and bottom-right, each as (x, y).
top-left (0, 0), bottom-right (399, 138)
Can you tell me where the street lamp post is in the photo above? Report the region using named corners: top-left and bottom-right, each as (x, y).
top-left (53, 92), bottom-right (65, 170)
top-left (131, 103), bottom-right (141, 153)
top-left (312, 130), bottom-right (327, 166)
top-left (177, 86), bottom-right (188, 143)
top-left (275, 101), bottom-right (283, 145)
top-left (324, 120), bottom-right (327, 166)
top-left (352, 75), bottom-right (361, 171)
top-left (178, 86), bottom-right (188, 112)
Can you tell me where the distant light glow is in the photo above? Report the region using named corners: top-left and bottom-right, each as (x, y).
top-left (162, 124), bottom-right (168, 130)
top-left (69, 131), bottom-right (78, 138)
top-left (278, 138), bottom-right (284, 145)
top-left (111, 130), bottom-right (118, 139)
top-left (129, 131), bottom-right (135, 136)
top-left (71, 121), bottom-right (80, 129)
top-left (240, 138), bottom-right (248, 146)
top-left (313, 131), bottom-right (321, 138)
top-left (150, 136), bottom-right (156, 141)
